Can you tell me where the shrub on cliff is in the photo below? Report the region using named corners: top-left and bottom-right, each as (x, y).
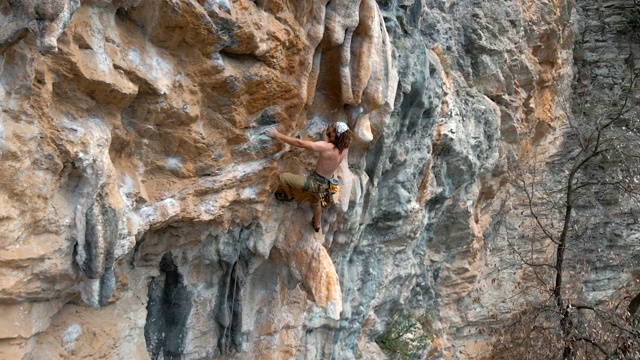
top-left (376, 310), bottom-right (430, 359)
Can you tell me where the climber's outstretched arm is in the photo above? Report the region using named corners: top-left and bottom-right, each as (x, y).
top-left (265, 128), bottom-right (332, 153)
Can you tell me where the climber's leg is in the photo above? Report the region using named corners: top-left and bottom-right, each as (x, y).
top-left (311, 203), bottom-right (321, 232)
top-left (276, 173), bottom-right (304, 201)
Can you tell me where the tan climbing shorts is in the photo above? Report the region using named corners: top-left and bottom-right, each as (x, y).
top-left (279, 172), bottom-right (327, 205)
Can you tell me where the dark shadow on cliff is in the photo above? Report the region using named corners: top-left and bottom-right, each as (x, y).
top-left (144, 252), bottom-right (193, 360)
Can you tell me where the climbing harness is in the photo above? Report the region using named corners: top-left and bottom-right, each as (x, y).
top-left (303, 171), bottom-right (339, 208)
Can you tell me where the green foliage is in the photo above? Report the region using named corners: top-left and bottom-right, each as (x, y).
top-left (375, 311), bottom-right (430, 359)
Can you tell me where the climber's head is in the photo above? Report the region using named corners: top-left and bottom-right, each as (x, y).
top-left (327, 122), bottom-right (352, 154)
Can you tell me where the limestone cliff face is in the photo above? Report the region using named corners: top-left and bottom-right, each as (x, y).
top-left (0, 0), bottom-right (636, 359)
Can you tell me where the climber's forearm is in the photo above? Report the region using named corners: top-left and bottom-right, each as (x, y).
top-left (274, 133), bottom-right (305, 148)
top-left (266, 128), bottom-right (318, 151)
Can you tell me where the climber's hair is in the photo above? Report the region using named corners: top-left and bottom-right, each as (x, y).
top-left (330, 126), bottom-right (353, 154)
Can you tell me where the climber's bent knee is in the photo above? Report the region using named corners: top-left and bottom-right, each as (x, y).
top-left (279, 173), bottom-right (305, 191)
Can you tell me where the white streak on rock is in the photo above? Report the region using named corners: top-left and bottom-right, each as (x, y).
top-left (62, 324), bottom-right (82, 351)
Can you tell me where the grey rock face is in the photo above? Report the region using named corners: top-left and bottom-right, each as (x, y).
top-left (0, 0), bottom-right (80, 54)
top-left (569, 0), bottom-right (640, 304)
top-left (83, 193), bottom-right (117, 278)
top-left (79, 193), bottom-right (118, 309)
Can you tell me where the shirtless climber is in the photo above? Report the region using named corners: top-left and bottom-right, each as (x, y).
top-left (266, 122), bottom-right (353, 232)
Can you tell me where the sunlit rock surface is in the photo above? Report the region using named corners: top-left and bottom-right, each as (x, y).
top-left (0, 0), bottom-right (637, 359)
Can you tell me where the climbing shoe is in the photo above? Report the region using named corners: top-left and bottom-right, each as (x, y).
top-left (275, 191), bottom-right (293, 202)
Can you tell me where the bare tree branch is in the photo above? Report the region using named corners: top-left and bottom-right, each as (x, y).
top-left (571, 337), bottom-right (610, 358)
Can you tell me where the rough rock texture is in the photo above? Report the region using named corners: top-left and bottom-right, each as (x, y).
top-left (0, 0), bottom-right (637, 359)
top-left (569, 0), bottom-right (640, 313)
top-left (0, 0), bottom-right (81, 54)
